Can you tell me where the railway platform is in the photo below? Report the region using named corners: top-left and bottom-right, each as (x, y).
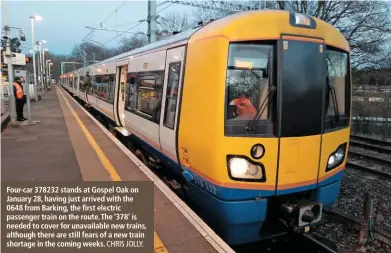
top-left (1, 86), bottom-right (234, 253)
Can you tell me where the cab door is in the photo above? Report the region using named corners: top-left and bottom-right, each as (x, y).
top-left (276, 36), bottom-right (326, 195)
top-left (159, 46), bottom-right (185, 163)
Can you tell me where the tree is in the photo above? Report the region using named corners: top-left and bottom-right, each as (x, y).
top-left (192, 0), bottom-right (391, 70)
top-left (1, 37), bottom-right (21, 53)
top-left (117, 34), bottom-right (148, 54)
top-left (70, 42), bottom-right (115, 65)
top-left (158, 12), bottom-right (195, 32)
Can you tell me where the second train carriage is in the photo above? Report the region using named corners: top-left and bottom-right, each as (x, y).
top-left (60, 10), bottom-right (352, 245)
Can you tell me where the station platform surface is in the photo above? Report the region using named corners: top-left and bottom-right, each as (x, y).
top-left (1, 86), bottom-right (234, 253)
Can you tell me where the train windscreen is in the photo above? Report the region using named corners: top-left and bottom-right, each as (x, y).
top-left (324, 48), bottom-right (350, 131)
top-left (224, 43), bottom-right (275, 136)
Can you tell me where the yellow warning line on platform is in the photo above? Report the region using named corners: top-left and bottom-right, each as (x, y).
top-left (57, 87), bottom-right (169, 253)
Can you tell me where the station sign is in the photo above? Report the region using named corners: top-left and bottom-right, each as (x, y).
top-left (2, 52), bottom-right (26, 66)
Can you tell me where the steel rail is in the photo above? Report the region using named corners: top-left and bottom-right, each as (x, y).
top-left (348, 150), bottom-right (391, 168)
top-left (301, 233), bottom-right (338, 253)
top-left (346, 162), bottom-right (391, 180)
top-left (350, 135), bottom-right (391, 147)
top-left (349, 140), bottom-right (391, 154)
top-left (324, 209), bottom-right (391, 246)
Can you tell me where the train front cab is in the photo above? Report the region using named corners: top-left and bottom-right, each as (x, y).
top-left (178, 11), bottom-right (351, 245)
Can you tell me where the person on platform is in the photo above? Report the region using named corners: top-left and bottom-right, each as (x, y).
top-left (83, 71), bottom-right (92, 90)
top-left (13, 76), bottom-right (27, 121)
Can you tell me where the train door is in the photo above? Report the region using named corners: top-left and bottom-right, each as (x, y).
top-left (159, 46), bottom-right (185, 163)
top-left (276, 36), bottom-right (325, 194)
top-left (114, 65), bottom-right (127, 127)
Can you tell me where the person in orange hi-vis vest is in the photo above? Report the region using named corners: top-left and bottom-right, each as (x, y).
top-left (229, 96), bottom-right (257, 120)
top-left (13, 76), bottom-right (27, 121)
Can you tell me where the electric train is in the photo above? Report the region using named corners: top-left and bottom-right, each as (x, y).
top-left (60, 10), bottom-right (352, 245)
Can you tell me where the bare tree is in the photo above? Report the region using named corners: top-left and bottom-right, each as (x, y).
top-left (117, 34), bottom-right (148, 54)
top-left (192, 0), bottom-right (391, 70)
top-left (192, 0), bottom-right (261, 22)
top-left (71, 42), bottom-right (113, 65)
top-left (158, 12), bottom-right (195, 32)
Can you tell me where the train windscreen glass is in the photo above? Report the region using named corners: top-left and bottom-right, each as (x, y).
top-left (324, 49), bottom-right (350, 130)
top-left (225, 43), bottom-right (275, 136)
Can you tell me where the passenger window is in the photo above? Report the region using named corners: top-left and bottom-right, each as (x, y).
top-left (137, 73), bottom-right (162, 122)
top-left (101, 75), bottom-right (109, 101)
top-left (163, 62), bottom-right (181, 129)
top-left (93, 76), bottom-right (102, 96)
top-left (127, 73), bottom-right (138, 110)
top-left (125, 71), bottom-right (164, 124)
top-left (79, 75), bottom-right (85, 91)
top-left (106, 74), bottom-right (116, 104)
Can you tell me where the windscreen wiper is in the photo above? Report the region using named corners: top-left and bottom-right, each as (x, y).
top-left (246, 85), bottom-right (276, 132)
top-left (328, 81), bottom-right (340, 124)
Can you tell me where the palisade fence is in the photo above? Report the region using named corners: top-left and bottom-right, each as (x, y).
top-left (351, 84), bottom-right (391, 140)
top-left (351, 118), bottom-right (391, 140)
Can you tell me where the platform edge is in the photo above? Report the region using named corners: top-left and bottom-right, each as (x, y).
top-left (59, 87), bottom-right (235, 253)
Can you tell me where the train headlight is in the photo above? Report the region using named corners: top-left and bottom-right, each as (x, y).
top-left (227, 156), bottom-right (265, 181)
top-left (326, 143), bottom-right (347, 172)
top-left (230, 158), bottom-right (248, 175)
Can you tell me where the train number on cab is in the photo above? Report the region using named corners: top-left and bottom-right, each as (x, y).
top-left (193, 175), bottom-right (217, 195)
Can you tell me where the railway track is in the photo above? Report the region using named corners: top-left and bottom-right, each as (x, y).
top-left (350, 135), bottom-right (391, 147)
top-left (301, 234), bottom-right (338, 253)
top-left (324, 209), bottom-right (391, 246)
top-left (348, 135), bottom-right (391, 179)
top-left (349, 135), bottom-right (391, 154)
top-left (348, 150), bottom-right (391, 168)
top-left (346, 162), bottom-right (391, 180)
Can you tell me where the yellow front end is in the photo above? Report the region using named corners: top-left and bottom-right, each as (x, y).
top-left (177, 10), bottom-right (351, 245)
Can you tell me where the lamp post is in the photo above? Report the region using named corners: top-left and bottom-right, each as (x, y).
top-left (48, 62), bottom-right (53, 89)
top-left (30, 15), bottom-right (41, 101)
top-left (35, 40), bottom-right (46, 95)
top-left (36, 42), bottom-right (41, 94)
top-left (46, 59), bottom-right (51, 90)
top-left (42, 48), bottom-right (48, 92)
top-left (39, 41), bottom-right (45, 92)
top-left (39, 45), bottom-right (44, 92)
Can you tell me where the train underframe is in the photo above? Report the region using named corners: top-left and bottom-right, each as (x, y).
top-left (67, 89), bottom-right (342, 246)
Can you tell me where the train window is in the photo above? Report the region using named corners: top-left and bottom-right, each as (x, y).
top-left (86, 76), bottom-right (95, 95)
top-left (93, 74), bottom-right (116, 104)
top-left (100, 76), bottom-right (108, 100)
top-left (92, 76), bottom-right (102, 95)
top-left (136, 72), bottom-right (164, 123)
top-left (325, 48), bottom-right (350, 129)
top-left (125, 71), bottom-right (164, 124)
top-left (79, 75), bottom-right (85, 91)
top-left (163, 62), bottom-right (181, 129)
top-left (107, 74), bottom-right (116, 104)
top-left (127, 73), bottom-right (139, 110)
top-left (225, 43), bottom-right (275, 136)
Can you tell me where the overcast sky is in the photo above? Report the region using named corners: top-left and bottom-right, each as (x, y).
top-left (4, 0), bottom-right (195, 55)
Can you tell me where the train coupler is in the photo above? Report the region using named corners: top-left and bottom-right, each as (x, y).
top-left (280, 200), bottom-right (323, 232)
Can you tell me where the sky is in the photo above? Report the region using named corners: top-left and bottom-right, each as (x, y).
top-left (3, 0), bottom-right (195, 55)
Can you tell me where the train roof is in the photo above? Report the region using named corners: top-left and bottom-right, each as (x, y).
top-left (188, 10), bottom-right (349, 51)
top-left (61, 26), bottom-right (201, 77)
top-left (61, 10), bottom-right (349, 77)
top-left (101, 27), bottom-right (201, 65)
